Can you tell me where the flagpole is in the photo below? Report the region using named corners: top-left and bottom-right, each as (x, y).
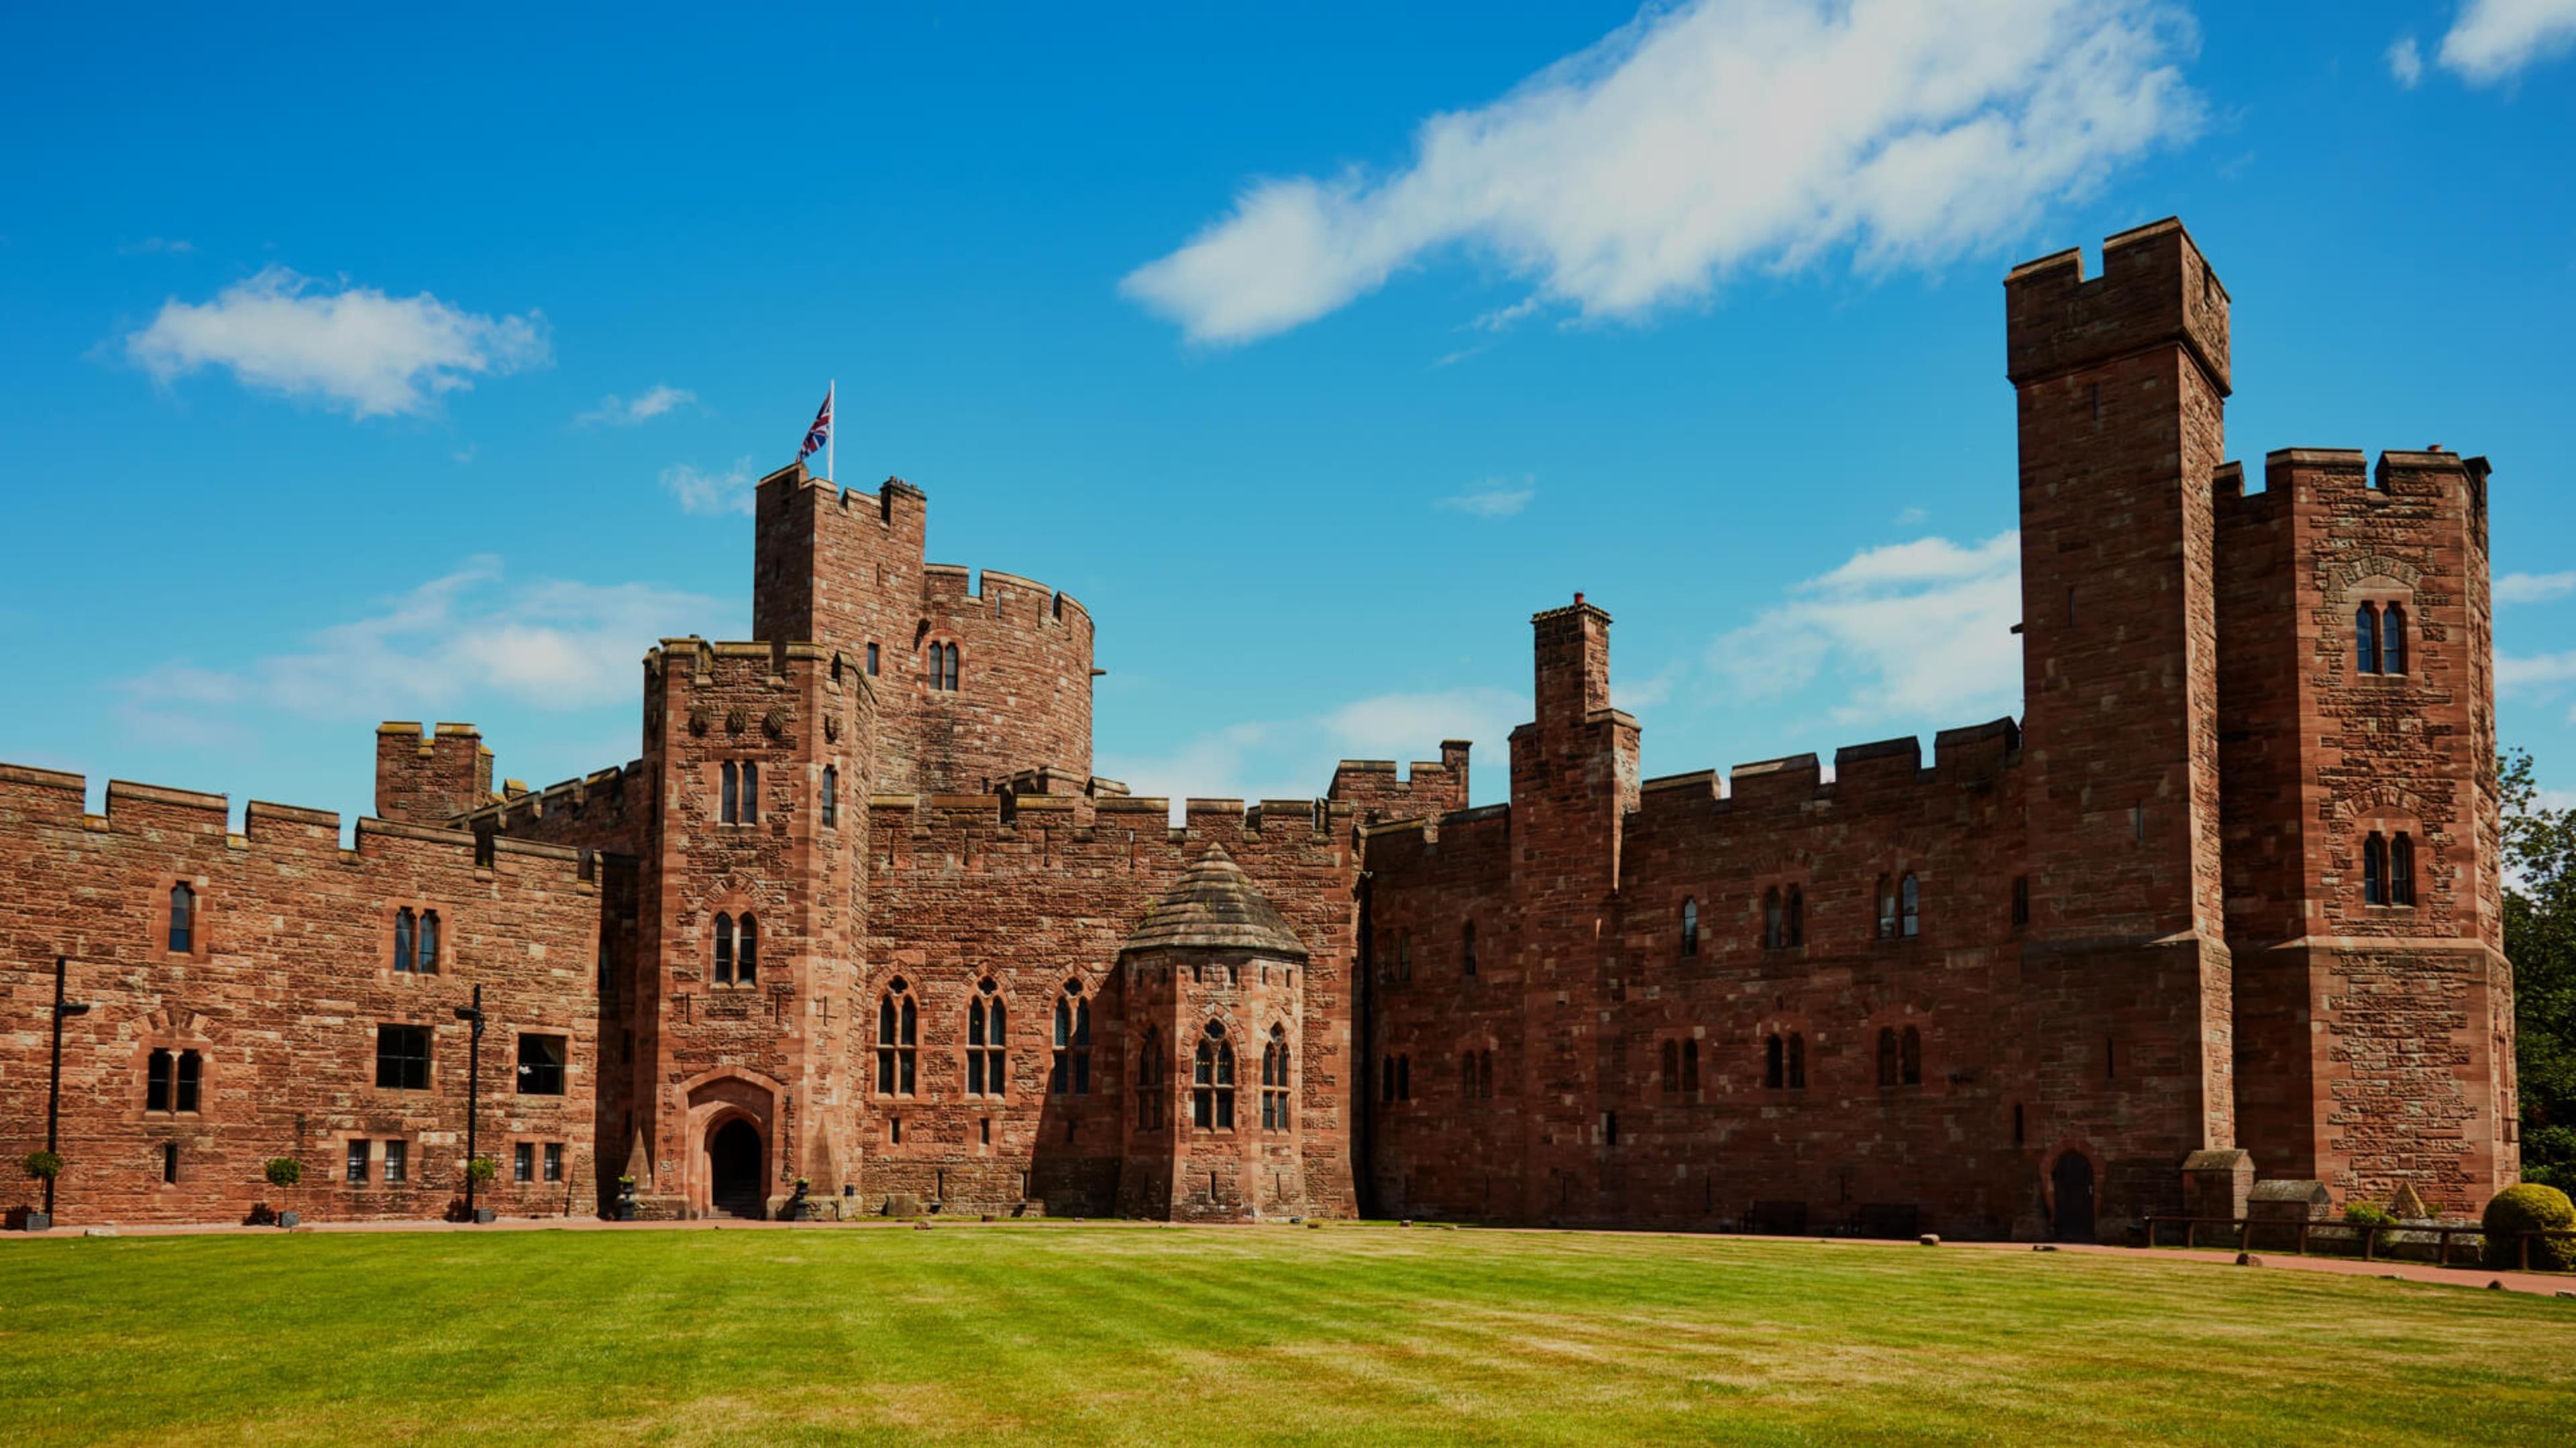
top-left (826, 379), bottom-right (835, 483)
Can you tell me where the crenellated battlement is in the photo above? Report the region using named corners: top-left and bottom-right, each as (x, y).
top-left (867, 790), bottom-right (1353, 848)
top-left (0, 759), bottom-right (595, 882)
top-left (1627, 719), bottom-right (2022, 825)
top-left (1329, 742), bottom-right (1471, 826)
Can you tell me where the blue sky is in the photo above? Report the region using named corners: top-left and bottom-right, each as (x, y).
top-left (4, 1), bottom-right (2575, 825)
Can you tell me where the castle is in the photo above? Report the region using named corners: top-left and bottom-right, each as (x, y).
top-left (0, 219), bottom-right (2519, 1239)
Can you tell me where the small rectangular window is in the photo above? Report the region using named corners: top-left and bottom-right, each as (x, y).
top-left (376, 1025), bottom-right (431, 1090)
top-left (866, 643), bottom-right (880, 675)
top-left (347, 1139), bottom-right (370, 1184)
top-left (515, 1141), bottom-right (535, 1183)
top-left (517, 1034), bottom-right (568, 1095)
top-left (161, 1143), bottom-right (178, 1184)
top-left (544, 1143), bottom-right (564, 1182)
top-left (146, 1049), bottom-right (172, 1111)
top-left (2011, 876), bottom-right (2030, 928)
top-left (383, 1139), bottom-right (408, 1184)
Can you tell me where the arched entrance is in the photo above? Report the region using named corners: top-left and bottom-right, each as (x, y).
top-left (707, 1119), bottom-right (765, 1219)
top-left (2051, 1151), bottom-right (2096, 1242)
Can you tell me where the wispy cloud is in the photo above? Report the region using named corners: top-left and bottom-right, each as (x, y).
top-left (2500, 651), bottom-right (2576, 695)
top-left (116, 558), bottom-right (713, 737)
top-left (126, 266), bottom-right (548, 418)
top-left (2388, 36), bottom-right (2425, 87)
top-left (2498, 570), bottom-right (2576, 606)
top-left (662, 456), bottom-right (759, 516)
top-left (1121, 0), bottom-right (2200, 344)
top-left (1437, 476), bottom-right (1537, 518)
top-left (2437, 0), bottom-right (2576, 84)
top-left (118, 237), bottom-right (194, 256)
top-left (577, 384), bottom-right (696, 427)
top-left (1096, 685), bottom-right (1521, 818)
top-left (1710, 531), bottom-right (2023, 724)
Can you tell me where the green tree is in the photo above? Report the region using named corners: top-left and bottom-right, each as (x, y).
top-left (2503, 749), bottom-right (2576, 1192)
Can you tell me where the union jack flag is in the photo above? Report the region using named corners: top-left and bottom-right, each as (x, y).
top-left (798, 387), bottom-right (833, 461)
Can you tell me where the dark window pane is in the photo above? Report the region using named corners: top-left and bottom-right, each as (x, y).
top-left (515, 1034), bottom-right (568, 1095)
top-left (146, 1048), bottom-right (172, 1111)
top-left (376, 1025), bottom-right (431, 1090)
top-left (176, 1050), bottom-right (201, 1112)
top-left (168, 883), bottom-right (193, 954)
top-left (347, 1139), bottom-right (369, 1184)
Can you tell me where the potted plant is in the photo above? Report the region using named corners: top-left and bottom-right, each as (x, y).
top-left (264, 1157), bottom-right (304, 1228)
top-left (615, 1174), bottom-right (639, 1221)
top-left (464, 1156), bottom-right (497, 1223)
top-left (19, 1150), bottom-right (62, 1231)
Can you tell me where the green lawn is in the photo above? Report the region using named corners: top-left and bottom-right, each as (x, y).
top-left (1, 1223), bottom-right (2569, 1446)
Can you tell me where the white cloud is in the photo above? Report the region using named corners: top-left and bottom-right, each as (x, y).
top-left (2498, 570), bottom-right (2576, 605)
top-left (118, 237), bottom-right (194, 256)
top-left (2438, 0), bottom-right (2576, 83)
top-left (1710, 531), bottom-right (2022, 724)
top-left (662, 456), bottom-right (759, 516)
top-left (578, 384), bottom-right (696, 427)
top-left (1096, 685), bottom-right (1523, 819)
top-left (1121, 0), bottom-right (2200, 344)
top-left (117, 558), bottom-right (714, 735)
top-left (2500, 651), bottom-right (2576, 694)
top-left (2388, 36), bottom-right (2425, 87)
top-left (126, 266), bottom-right (547, 418)
top-left (1437, 476), bottom-right (1537, 517)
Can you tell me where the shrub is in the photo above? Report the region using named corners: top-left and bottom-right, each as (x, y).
top-left (2482, 1183), bottom-right (2576, 1271)
top-left (264, 1158), bottom-right (302, 1190)
top-left (21, 1150), bottom-right (62, 1181)
top-left (2345, 1201), bottom-right (2398, 1254)
top-left (465, 1156), bottom-right (497, 1184)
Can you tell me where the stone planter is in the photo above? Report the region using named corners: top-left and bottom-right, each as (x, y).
top-left (614, 1199), bottom-right (637, 1221)
top-left (19, 1210), bottom-right (51, 1232)
top-left (276, 1211), bottom-right (300, 1229)
top-left (473, 1208), bottom-right (496, 1225)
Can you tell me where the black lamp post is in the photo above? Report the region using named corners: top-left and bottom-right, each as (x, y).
top-left (44, 955), bottom-right (93, 1221)
top-left (455, 984), bottom-right (485, 1222)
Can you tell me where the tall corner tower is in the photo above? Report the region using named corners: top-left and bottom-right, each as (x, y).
top-left (2003, 219), bottom-right (2238, 1215)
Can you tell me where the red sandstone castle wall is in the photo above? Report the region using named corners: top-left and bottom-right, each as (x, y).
top-left (860, 795), bottom-right (1360, 1218)
top-left (0, 765), bottom-right (600, 1226)
top-left (753, 466), bottom-right (1094, 797)
top-left (627, 639), bottom-right (875, 1218)
top-left (2216, 446), bottom-right (2512, 1209)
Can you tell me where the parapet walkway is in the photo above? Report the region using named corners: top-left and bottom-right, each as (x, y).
top-left (7, 1213), bottom-right (2573, 1298)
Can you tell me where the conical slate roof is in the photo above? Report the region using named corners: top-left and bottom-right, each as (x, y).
top-left (1120, 846), bottom-right (1309, 959)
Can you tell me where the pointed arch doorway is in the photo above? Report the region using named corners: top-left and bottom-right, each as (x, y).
top-left (707, 1118), bottom-right (765, 1219)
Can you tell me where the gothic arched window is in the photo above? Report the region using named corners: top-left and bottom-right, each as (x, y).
top-left (1136, 1025), bottom-right (1165, 1130)
top-left (1900, 873), bottom-right (1921, 938)
top-left (965, 979), bottom-right (1006, 1097)
top-left (820, 765), bottom-right (839, 828)
top-left (2364, 832), bottom-right (2391, 906)
top-left (394, 907), bottom-right (417, 973)
top-left (1261, 1024), bottom-right (1291, 1130)
top-left (1051, 980), bottom-right (1091, 1095)
top-left (1212, 1032), bottom-right (1245, 1125)
top-left (1680, 897), bottom-right (1700, 958)
top-left (2355, 604), bottom-right (2382, 675)
top-left (168, 882), bottom-right (195, 954)
top-left (2383, 603), bottom-right (2408, 675)
top-left (1764, 888), bottom-right (1784, 949)
top-left (876, 979), bottom-right (918, 1095)
top-left (417, 909), bottom-right (439, 974)
top-left (1876, 877), bottom-right (1897, 940)
top-left (712, 913), bottom-right (735, 983)
top-left (2391, 831), bottom-right (2417, 906)
top-left (735, 913), bottom-right (758, 986)
top-left (1785, 886), bottom-right (1804, 947)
